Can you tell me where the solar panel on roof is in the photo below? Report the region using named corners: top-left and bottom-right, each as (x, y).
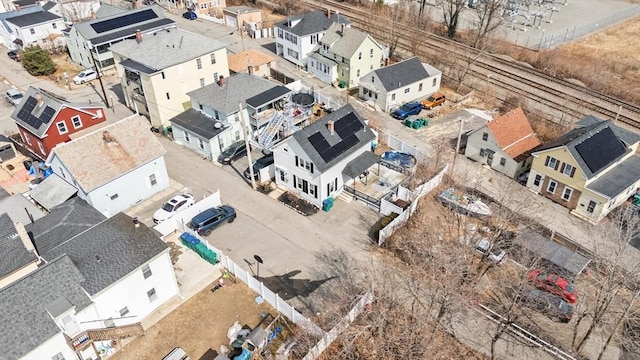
top-left (90, 9), bottom-right (158, 34)
top-left (40, 106), bottom-right (56, 124)
top-left (574, 127), bottom-right (626, 173)
top-left (22, 96), bottom-right (37, 112)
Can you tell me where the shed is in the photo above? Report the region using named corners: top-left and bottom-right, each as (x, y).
top-left (515, 228), bottom-right (591, 277)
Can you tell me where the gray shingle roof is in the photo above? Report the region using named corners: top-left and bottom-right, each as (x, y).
top-left (110, 27), bottom-right (225, 72)
top-left (27, 174), bottom-right (78, 211)
top-left (0, 255), bottom-right (92, 359)
top-left (0, 213), bottom-right (37, 278)
top-left (26, 197), bottom-right (106, 255)
top-left (42, 212), bottom-right (168, 295)
top-left (319, 22), bottom-right (371, 59)
top-left (274, 10), bottom-right (349, 36)
top-left (90, 18), bottom-right (175, 46)
top-left (576, 115), bottom-right (640, 147)
top-left (95, 3), bottom-right (128, 18)
top-left (0, 194), bottom-right (46, 225)
top-left (291, 104), bottom-right (375, 173)
top-left (0, 5), bottom-right (43, 34)
top-left (50, 115), bottom-right (166, 193)
top-left (586, 156), bottom-right (640, 198)
top-left (6, 10), bottom-right (60, 27)
top-left (169, 108), bottom-right (227, 140)
top-left (371, 57), bottom-right (440, 92)
top-left (187, 73), bottom-right (282, 115)
top-left (41, 1), bottom-right (56, 11)
top-left (343, 151), bottom-right (380, 178)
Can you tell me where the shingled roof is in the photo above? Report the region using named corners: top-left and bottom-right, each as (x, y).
top-left (486, 107), bottom-right (541, 161)
top-left (370, 57), bottom-right (440, 92)
top-left (0, 213), bottom-right (37, 279)
top-left (274, 10), bottom-right (349, 36)
top-left (48, 115), bottom-right (166, 193)
top-left (319, 22), bottom-right (378, 59)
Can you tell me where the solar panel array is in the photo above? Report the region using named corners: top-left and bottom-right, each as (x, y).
top-left (91, 9), bottom-right (158, 34)
top-left (16, 97), bottom-right (56, 130)
top-left (308, 112), bottom-right (364, 163)
top-left (574, 126), bottom-right (626, 173)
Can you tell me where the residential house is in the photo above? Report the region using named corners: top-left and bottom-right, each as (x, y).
top-left (0, 201), bottom-right (178, 360)
top-left (47, 0), bottom-right (102, 22)
top-left (223, 5), bottom-right (261, 29)
top-left (465, 107), bottom-right (541, 179)
top-left (65, 6), bottom-right (175, 70)
top-left (358, 57), bottom-right (442, 112)
top-left (228, 49), bottom-right (275, 78)
top-left (1, 3), bottom-right (45, 48)
top-left (0, 7), bottom-right (64, 50)
top-left (0, 193), bottom-right (46, 224)
top-left (193, 0), bottom-right (225, 18)
top-left (171, 73), bottom-right (290, 159)
top-left (274, 10), bottom-right (349, 70)
top-left (526, 116), bottom-right (640, 223)
top-left (308, 22), bottom-right (386, 89)
top-left (45, 115), bottom-right (169, 216)
top-left (0, 213), bottom-right (39, 288)
top-left (111, 27), bottom-right (229, 128)
top-left (11, 87), bottom-right (107, 160)
top-left (27, 173), bottom-right (78, 211)
top-left (272, 104), bottom-right (375, 208)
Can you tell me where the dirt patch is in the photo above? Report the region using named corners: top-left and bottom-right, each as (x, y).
top-left (278, 192), bottom-right (319, 216)
top-left (109, 281), bottom-right (275, 360)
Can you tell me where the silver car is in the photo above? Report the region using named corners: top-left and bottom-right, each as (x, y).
top-left (5, 88), bottom-right (23, 106)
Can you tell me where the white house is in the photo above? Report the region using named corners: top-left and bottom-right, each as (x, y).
top-left (358, 57), bottom-right (442, 112)
top-left (273, 104), bottom-right (375, 208)
top-left (274, 9), bottom-right (349, 70)
top-left (465, 107), bottom-right (541, 179)
top-left (65, 6), bottom-right (175, 70)
top-left (170, 73), bottom-right (290, 159)
top-left (1, 199), bottom-right (180, 360)
top-left (45, 115), bottom-right (169, 217)
top-left (0, 4), bottom-right (47, 49)
top-left (2, 9), bottom-right (65, 50)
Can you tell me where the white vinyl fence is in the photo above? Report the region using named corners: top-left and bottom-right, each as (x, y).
top-left (378, 165), bottom-right (448, 245)
top-left (376, 129), bottom-right (428, 161)
top-left (153, 191), bottom-right (222, 236)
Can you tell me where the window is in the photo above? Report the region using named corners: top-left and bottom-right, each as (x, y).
top-left (287, 48), bottom-right (299, 59)
top-left (391, 94), bottom-right (395, 101)
top-left (57, 122), bottom-right (68, 134)
top-left (147, 288), bottom-right (157, 303)
top-left (277, 28), bottom-right (283, 39)
top-left (310, 34), bottom-right (318, 44)
top-left (196, 58), bottom-right (202, 69)
top-left (235, 130), bottom-right (241, 141)
top-left (358, 52), bottom-right (362, 60)
top-left (279, 169), bottom-right (286, 182)
top-left (560, 163), bottom-right (576, 177)
top-left (149, 173), bottom-right (157, 186)
top-left (23, 131), bottom-right (31, 145)
top-left (479, 149), bottom-right (486, 157)
top-left (356, 69), bottom-right (360, 77)
top-left (200, 2), bottom-right (206, 8)
top-left (309, 184), bottom-right (317, 198)
top-left (166, 92), bottom-right (170, 100)
top-left (545, 156), bottom-right (560, 170)
top-left (142, 264), bottom-right (152, 279)
top-left (198, 138), bottom-right (204, 149)
top-left (499, 158), bottom-right (506, 166)
top-left (72, 115), bottom-right (82, 128)
top-left (295, 156), bottom-right (314, 173)
top-left (404, 88), bottom-right (410, 94)
top-left (210, 53), bottom-right (216, 64)
top-left (533, 174), bottom-right (542, 187)
top-left (370, 49), bottom-right (373, 57)
top-left (184, 131), bottom-right (190, 142)
top-left (52, 23), bottom-right (57, 29)
top-left (200, 78), bottom-right (205, 87)
top-left (482, 132), bottom-right (488, 141)
top-left (38, 142), bottom-right (45, 155)
top-left (562, 186), bottom-right (573, 201)
top-left (110, 193), bottom-right (119, 200)
top-left (214, 72), bottom-right (219, 81)
top-left (587, 200), bottom-right (596, 213)
top-left (370, 64), bottom-right (373, 70)
top-left (52, 352), bottom-right (65, 360)
top-left (419, 83), bottom-right (423, 92)
top-left (547, 179), bottom-right (557, 194)
top-left (119, 307), bottom-right (130, 317)
top-left (30, 28), bottom-right (35, 35)
top-left (432, 78), bottom-right (437, 86)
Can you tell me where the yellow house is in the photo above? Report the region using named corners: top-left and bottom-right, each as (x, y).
top-left (527, 116), bottom-right (640, 223)
top-left (110, 28), bottom-right (229, 129)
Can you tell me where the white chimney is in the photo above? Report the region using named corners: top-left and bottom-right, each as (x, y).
top-left (327, 120), bottom-right (335, 135)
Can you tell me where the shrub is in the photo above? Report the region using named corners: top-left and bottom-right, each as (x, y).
top-left (21, 46), bottom-right (56, 76)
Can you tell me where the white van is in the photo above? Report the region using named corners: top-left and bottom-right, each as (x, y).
top-left (162, 347), bottom-right (190, 360)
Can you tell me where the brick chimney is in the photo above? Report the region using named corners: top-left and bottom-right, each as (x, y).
top-left (15, 4), bottom-right (21, 11)
top-left (90, 10), bottom-right (96, 20)
top-left (135, 29), bottom-right (142, 44)
top-left (340, 23), bottom-right (346, 36)
top-left (327, 9), bottom-right (331, 18)
top-left (217, 75), bottom-right (226, 88)
top-left (248, 65), bottom-right (254, 75)
top-left (327, 120), bottom-right (335, 135)
top-left (102, 130), bottom-right (114, 143)
top-left (35, 93), bottom-right (44, 107)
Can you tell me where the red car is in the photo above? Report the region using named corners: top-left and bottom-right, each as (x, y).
top-left (527, 269), bottom-right (578, 304)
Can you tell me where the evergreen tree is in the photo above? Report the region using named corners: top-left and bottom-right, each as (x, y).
top-left (21, 46), bottom-right (56, 76)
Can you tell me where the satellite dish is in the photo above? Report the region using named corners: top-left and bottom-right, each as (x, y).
top-left (214, 122), bottom-right (222, 129)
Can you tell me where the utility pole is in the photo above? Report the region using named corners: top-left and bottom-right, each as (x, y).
top-left (451, 117), bottom-right (465, 179)
top-left (239, 103), bottom-right (256, 190)
top-left (87, 41), bottom-right (109, 108)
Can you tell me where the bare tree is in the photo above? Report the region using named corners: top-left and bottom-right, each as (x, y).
top-left (471, 0), bottom-right (505, 49)
top-left (441, 0), bottom-right (467, 38)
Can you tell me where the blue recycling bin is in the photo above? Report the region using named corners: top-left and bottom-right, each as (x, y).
top-left (322, 197), bottom-right (334, 212)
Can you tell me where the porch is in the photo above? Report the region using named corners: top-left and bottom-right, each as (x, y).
top-left (343, 152), bottom-right (409, 209)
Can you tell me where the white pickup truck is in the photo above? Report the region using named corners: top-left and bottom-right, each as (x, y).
top-left (5, 88), bottom-right (23, 106)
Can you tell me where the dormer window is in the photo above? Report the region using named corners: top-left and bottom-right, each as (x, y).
top-left (57, 121), bottom-right (68, 134)
top-left (72, 115), bottom-right (82, 129)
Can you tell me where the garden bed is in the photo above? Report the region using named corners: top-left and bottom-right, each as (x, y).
top-left (278, 192), bottom-right (319, 216)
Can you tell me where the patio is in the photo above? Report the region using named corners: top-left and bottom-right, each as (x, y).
top-left (345, 162), bottom-right (408, 203)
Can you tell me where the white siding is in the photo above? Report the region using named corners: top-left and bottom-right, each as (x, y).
top-left (465, 126), bottom-right (521, 178)
top-left (19, 333), bottom-right (79, 360)
top-left (66, 27), bottom-right (94, 68)
top-left (7, 19), bottom-right (65, 49)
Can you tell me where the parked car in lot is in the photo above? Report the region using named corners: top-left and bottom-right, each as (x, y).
top-left (522, 289), bottom-right (574, 323)
top-left (73, 69), bottom-right (97, 84)
top-left (474, 238), bottom-right (507, 264)
top-left (182, 11), bottom-right (197, 20)
top-left (421, 92), bottom-right (446, 109)
top-left (7, 50), bottom-right (20, 61)
top-left (527, 269), bottom-right (578, 303)
top-left (391, 102), bottom-right (422, 120)
top-left (187, 205), bottom-right (236, 236)
top-left (218, 141), bottom-right (247, 165)
top-left (243, 154), bottom-right (275, 180)
top-left (5, 88), bottom-right (24, 106)
top-left (153, 193), bottom-right (195, 224)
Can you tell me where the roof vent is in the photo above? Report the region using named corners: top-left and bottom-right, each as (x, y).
top-left (133, 217), bottom-right (140, 227)
top-left (96, 255), bottom-right (101, 262)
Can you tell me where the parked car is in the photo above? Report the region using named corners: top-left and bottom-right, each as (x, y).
top-left (527, 269), bottom-right (578, 303)
top-left (7, 50), bottom-right (20, 61)
top-left (243, 154), bottom-right (275, 180)
top-left (153, 193), bottom-right (195, 224)
top-left (187, 205), bottom-right (236, 236)
top-left (391, 102), bottom-right (422, 120)
top-left (474, 238), bottom-right (507, 264)
top-left (182, 11), bottom-right (197, 20)
top-left (163, 347), bottom-right (190, 360)
top-left (5, 88), bottom-right (24, 106)
top-left (421, 92), bottom-right (446, 109)
top-left (73, 69), bottom-right (97, 84)
top-left (218, 141), bottom-right (247, 165)
top-left (522, 289), bottom-right (574, 323)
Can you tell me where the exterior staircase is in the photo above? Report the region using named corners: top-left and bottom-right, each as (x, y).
top-left (258, 111), bottom-right (284, 147)
top-left (67, 322), bottom-right (144, 352)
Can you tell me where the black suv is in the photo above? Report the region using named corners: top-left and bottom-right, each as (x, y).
top-left (218, 141), bottom-right (247, 165)
top-left (187, 205), bottom-right (236, 236)
top-left (243, 154), bottom-right (274, 180)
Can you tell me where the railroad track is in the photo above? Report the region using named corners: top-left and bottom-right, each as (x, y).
top-left (303, 0), bottom-right (640, 129)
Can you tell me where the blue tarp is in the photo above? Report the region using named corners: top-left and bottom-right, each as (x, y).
top-left (382, 151), bottom-right (415, 168)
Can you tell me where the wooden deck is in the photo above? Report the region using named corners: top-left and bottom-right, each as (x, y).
top-left (347, 163), bottom-right (408, 200)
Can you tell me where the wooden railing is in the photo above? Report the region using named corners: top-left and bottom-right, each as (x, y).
top-left (87, 322), bottom-right (144, 341)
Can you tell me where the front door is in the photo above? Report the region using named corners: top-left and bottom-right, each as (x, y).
top-left (486, 152), bottom-right (494, 166)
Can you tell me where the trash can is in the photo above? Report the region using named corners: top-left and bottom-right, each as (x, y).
top-left (422, 118), bottom-right (429, 127)
top-left (322, 197), bottom-right (334, 212)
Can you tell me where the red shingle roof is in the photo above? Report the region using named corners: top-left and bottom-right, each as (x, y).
top-left (487, 107), bottom-right (541, 159)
